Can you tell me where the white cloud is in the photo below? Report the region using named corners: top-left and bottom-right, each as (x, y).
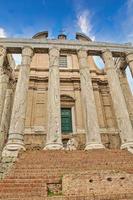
top-left (77, 10), bottom-right (91, 35)
top-left (77, 10), bottom-right (95, 41)
top-left (0, 27), bottom-right (7, 38)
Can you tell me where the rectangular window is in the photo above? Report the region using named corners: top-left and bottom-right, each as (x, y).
top-left (61, 108), bottom-right (72, 134)
top-left (59, 55), bottom-right (67, 68)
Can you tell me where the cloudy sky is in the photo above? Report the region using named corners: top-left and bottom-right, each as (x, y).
top-left (0, 0), bottom-right (132, 92)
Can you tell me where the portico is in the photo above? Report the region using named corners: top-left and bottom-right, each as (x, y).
top-left (0, 32), bottom-right (133, 157)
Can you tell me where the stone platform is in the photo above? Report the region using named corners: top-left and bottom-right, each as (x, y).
top-left (0, 149), bottom-right (133, 200)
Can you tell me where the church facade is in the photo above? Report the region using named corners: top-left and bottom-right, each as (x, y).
top-left (0, 31), bottom-right (133, 158)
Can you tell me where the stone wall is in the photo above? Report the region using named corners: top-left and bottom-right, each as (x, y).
top-left (21, 52), bottom-right (123, 149)
top-left (62, 171), bottom-right (133, 199)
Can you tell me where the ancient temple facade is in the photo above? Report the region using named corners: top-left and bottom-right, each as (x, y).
top-left (0, 31), bottom-right (133, 158)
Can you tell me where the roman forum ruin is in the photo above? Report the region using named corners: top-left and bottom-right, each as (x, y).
top-left (0, 31), bottom-right (133, 158)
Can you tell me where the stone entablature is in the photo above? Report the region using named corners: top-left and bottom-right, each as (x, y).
top-left (0, 31), bottom-right (133, 158)
top-left (0, 37), bottom-right (133, 56)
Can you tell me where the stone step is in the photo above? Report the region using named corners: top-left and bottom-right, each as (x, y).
top-left (0, 149), bottom-right (133, 200)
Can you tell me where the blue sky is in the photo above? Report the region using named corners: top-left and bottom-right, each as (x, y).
top-left (0, 0), bottom-right (132, 42)
top-left (0, 0), bottom-right (132, 92)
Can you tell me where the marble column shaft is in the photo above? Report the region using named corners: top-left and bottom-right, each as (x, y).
top-left (102, 50), bottom-right (133, 151)
top-left (2, 46), bottom-right (33, 157)
top-left (0, 89), bottom-right (13, 153)
top-left (45, 47), bottom-right (63, 149)
top-left (126, 52), bottom-right (133, 77)
top-left (118, 68), bottom-right (133, 126)
top-left (77, 49), bottom-right (104, 150)
top-left (0, 47), bottom-right (9, 123)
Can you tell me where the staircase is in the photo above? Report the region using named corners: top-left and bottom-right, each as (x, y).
top-left (0, 149), bottom-right (133, 200)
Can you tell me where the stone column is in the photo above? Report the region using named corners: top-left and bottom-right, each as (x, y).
top-left (77, 49), bottom-right (105, 150)
top-left (118, 68), bottom-right (133, 126)
top-left (126, 52), bottom-right (133, 77)
top-left (0, 47), bottom-right (9, 123)
top-left (0, 89), bottom-right (13, 154)
top-left (2, 46), bottom-right (33, 157)
top-left (102, 50), bottom-right (133, 153)
top-left (44, 47), bottom-right (63, 150)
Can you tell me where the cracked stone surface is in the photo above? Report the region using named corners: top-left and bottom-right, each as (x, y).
top-left (2, 47), bottom-right (33, 157)
top-left (45, 48), bottom-right (63, 149)
top-left (102, 50), bottom-right (133, 151)
top-left (78, 49), bottom-right (105, 150)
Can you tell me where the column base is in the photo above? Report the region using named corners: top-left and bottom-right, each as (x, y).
top-left (44, 142), bottom-right (63, 150)
top-left (121, 142), bottom-right (133, 154)
top-left (85, 142), bottom-right (105, 150)
top-left (2, 143), bottom-right (26, 158)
